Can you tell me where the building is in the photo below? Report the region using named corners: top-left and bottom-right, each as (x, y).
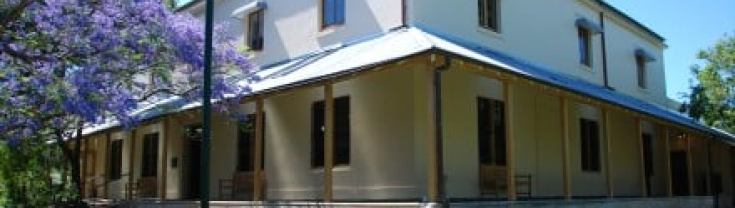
top-left (79, 0), bottom-right (735, 207)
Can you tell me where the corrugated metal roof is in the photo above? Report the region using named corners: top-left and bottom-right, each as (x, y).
top-left (82, 27), bottom-right (733, 146)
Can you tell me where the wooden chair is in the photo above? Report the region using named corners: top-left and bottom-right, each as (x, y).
top-left (233, 172), bottom-right (255, 200)
top-left (479, 166), bottom-right (533, 198)
top-left (480, 166), bottom-right (508, 197)
top-left (218, 178), bottom-right (234, 200)
top-left (137, 177), bottom-right (158, 198)
top-left (514, 174), bottom-right (532, 199)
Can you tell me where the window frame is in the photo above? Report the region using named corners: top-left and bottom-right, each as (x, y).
top-left (636, 55), bottom-right (648, 89)
top-left (247, 9), bottom-right (264, 51)
top-left (141, 133), bottom-right (159, 178)
top-left (579, 118), bottom-right (601, 172)
top-left (320, 0), bottom-right (345, 29)
top-left (578, 27), bottom-right (593, 67)
top-left (478, 0), bottom-right (500, 32)
top-left (109, 139), bottom-right (123, 180)
top-left (311, 96), bottom-right (351, 168)
top-left (477, 97), bottom-right (507, 167)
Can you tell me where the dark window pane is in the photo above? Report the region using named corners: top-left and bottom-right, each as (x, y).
top-left (335, 97), bottom-right (350, 165)
top-left (312, 96), bottom-right (350, 168)
top-left (237, 115), bottom-right (255, 172)
top-left (580, 119), bottom-right (600, 172)
top-left (248, 10), bottom-right (264, 50)
top-left (578, 28), bottom-right (591, 66)
top-left (312, 101), bottom-right (325, 168)
top-left (477, 97), bottom-right (506, 166)
top-left (478, 0), bottom-right (498, 31)
top-left (141, 133), bottom-right (159, 177)
top-left (492, 99), bottom-right (506, 166)
top-left (477, 98), bottom-right (491, 165)
top-left (637, 56), bottom-right (647, 88)
top-left (642, 133), bottom-right (653, 176)
top-left (590, 121), bottom-right (600, 170)
top-left (109, 140), bottom-right (123, 180)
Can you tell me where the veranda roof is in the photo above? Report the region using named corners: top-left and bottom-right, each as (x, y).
top-left (82, 26), bottom-right (735, 145)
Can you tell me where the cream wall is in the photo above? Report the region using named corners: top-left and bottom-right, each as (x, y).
top-left (438, 67), bottom-right (670, 198)
top-left (410, 0), bottom-right (668, 105)
top-left (265, 65), bottom-right (422, 200)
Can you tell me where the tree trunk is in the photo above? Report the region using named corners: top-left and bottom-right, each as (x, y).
top-left (54, 128), bottom-right (88, 208)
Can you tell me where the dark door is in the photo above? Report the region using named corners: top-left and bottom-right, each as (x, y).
top-left (642, 134), bottom-right (653, 196)
top-left (186, 125), bottom-right (202, 199)
top-left (671, 151), bottom-right (689, 196)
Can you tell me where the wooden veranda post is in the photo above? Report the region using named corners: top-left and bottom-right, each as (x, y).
top-left (637, 118), bottom-right (647, 197)
top-left (253, 98), bottom-right (265, 201)
top-left (664, 127), bottom-right (673, 197)
top-left (323, 84), bottom-right (334, 202)
top-left (427, 64), bottom-right (439, 203)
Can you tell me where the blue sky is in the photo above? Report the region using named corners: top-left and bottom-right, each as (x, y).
top-left (605, 0), bottom-right (735, 101)
top-left (173, 0), bottom-right (734, 101)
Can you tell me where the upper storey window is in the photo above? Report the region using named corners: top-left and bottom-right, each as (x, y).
top-left (248, 9), bottom-right (264, 51)
top-left (578, 27), bottom-right (593, 67)
top-left (635, 49), bottom-right (656, 89)
top-left (231, 1), bottom-right (267, 51)
top-left (575, 18), bottom-right (602, 67)
top-left (321, 0), bottom-right (345, 28)
top-left (636, 55), bottom-right (647, 89)
top-left (478, 0), bottom-right (500, 32)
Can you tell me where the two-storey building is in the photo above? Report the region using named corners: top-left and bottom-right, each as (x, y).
top-left (78, 0), bottom-right (735, 207)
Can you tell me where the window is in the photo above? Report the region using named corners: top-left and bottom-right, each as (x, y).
top-left (477, 97), bottom-right (506, 166)
top-left (247, 9), bottom-right (264, 51)
top-left (642, 133), bottom-right (653, 176)
top-left (312, 96), bottom-right (350, 168)
top-left (580, 119), bottom-right (600, 172)
top-left (636, 55), bottom-right (648, 89)
top-left (141, 133), bottom-right (159, 177)
top-left (109, 140), bottom-right (123, 180)
top-left (578, 27), bottom-right (592, 66)
top-left (478, 0), bottom-right (500, 32)
top-left (321, 0), bottom-right (345, 28)
top-left (237, 114), bottom-right (266, 172)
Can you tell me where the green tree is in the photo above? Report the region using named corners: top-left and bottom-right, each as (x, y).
top-left (682, 34), bottom-right (735, 133)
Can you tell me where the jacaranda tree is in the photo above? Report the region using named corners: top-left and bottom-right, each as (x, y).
top-left (0, 0), bottom-right (253, 206)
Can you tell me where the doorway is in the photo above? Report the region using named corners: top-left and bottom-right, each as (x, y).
top-left (186, 125), bottom-right (203, 199)
top-left (670, 150), bottom-right (689, 196)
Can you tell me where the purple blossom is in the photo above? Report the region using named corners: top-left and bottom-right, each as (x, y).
top-left (1, 0), bottom-right (254, 142)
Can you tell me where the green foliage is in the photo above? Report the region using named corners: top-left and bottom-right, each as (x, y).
top-left (0, 137), bottom-right (76, 207)
top-left (683, 33), bottom-right (735, 133)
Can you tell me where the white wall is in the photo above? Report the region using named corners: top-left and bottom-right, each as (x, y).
top-left (187, 0), bottom-right (403, 66)
top-left (410, 0), bottom-right (668, 105)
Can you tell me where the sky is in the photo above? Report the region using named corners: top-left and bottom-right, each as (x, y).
top-left (604, 0), bottom-right (735, 101)
top-left (173, 0), bottom-right (734, 101)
